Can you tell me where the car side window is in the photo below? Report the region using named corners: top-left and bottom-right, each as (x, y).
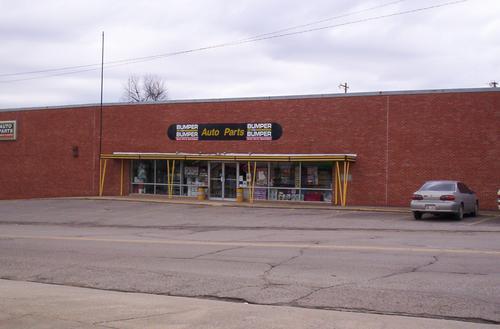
top-left (458, 183), bottom-right (473, 194)
top-left (462, 183), bottom-right (473, 194)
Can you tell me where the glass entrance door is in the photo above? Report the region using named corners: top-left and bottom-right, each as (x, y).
top-left (209, 162), bottom-right (237, 200)
top-left (224, 163), bottom-right (237, 199)
top-left (209, 162), bottom-right (223, 198)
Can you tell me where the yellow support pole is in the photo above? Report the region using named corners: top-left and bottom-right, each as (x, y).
top-left (342, 161), bottom-right (349, 206)
top-left (120, 159), bottom-right (124, 196)
top-left (342, 161), bottom-right (346, 206)
top-left (334, 162), bottom-right (338, 205)
top-left (99, 159), bottom-right (103, 196)
top-left (336, 161), bottom-right (343, 206)
top-left (167, 160), bottom-right (170, 198)
top-left (252, 161), bottom-right (257, 203)
top-left (99, 159), bottom-right (102, 196)
top-left (170, 160), bottom-right (176, 198)
top-left (247, 161), bottom-right (251, 202)
top-left (343, 161), bottom-right (350, 206)
top-left (99, 159), bottom-right (108, 197)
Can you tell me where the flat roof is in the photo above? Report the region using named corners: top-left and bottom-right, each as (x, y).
top-left (1, 87), bottom-right (499, 113)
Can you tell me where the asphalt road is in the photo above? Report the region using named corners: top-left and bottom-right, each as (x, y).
top-left (0, 199), bottom-right (499, 325)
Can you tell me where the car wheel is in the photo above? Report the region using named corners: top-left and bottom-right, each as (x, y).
top-left (454, 204), bottom-right (464, 220)
top-left (413, 211), bottom-right (422, 220)
top-left (471, 202), bottom-right (479, 217)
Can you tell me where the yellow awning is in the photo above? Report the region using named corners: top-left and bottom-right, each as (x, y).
top-left (100, 152), bottom-right (357, 162)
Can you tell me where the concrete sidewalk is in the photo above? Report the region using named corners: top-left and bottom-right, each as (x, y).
top-left (80, 195), bottom-right (500, 216)
top-left (80, 195), bottom-right (410, 213)
top-left (0, 280), bottom-right (496, 329)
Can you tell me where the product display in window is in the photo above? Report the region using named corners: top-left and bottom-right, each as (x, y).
top-left (129, 160), bottom-right (334, 202)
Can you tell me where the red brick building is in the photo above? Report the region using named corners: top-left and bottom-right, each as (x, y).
top-left (1, 88), bottom-right (499, 209)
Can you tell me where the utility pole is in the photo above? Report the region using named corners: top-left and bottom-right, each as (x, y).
top-left (98, 32), bottom-right (105, 196)
top-left (338, 82), bottom-right (349, 93)
top-left (99, 31), bottom-right (104, 158)
top-left (489, 81), bottom-right (498, 88)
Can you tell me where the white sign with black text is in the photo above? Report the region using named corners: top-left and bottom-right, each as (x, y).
top-left (0, 121), bottom-right (16, 141)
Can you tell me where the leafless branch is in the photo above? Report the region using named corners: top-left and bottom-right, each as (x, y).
top-left (121, 74), bottom-right (168, 102)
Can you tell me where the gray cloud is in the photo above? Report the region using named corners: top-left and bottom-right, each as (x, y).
top-left (0, 0), bottom-right (499, 108)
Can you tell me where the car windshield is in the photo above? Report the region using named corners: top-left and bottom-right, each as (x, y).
top-left (420, 182), bottom-right (455, 191)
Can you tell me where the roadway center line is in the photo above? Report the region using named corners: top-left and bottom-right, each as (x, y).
top-left (1, 234), bottom-right (499, 256)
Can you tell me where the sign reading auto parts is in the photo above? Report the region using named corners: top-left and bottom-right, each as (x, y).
top-left (0, 121), bottom-right (16, 141)
top-left (167, 123), bottom-right (282, 141)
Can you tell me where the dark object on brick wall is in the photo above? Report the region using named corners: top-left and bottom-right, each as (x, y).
top-left (72, 146), bottom-right (79, 158)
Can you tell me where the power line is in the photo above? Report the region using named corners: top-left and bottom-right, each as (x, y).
top-left (0, 0), bottom-right (468, 84)
top-left (241, 0), bottom-right (468, 43)
top-left (0, 63), bottom-right (101, 79)
top-left (0, 0), bottom-right (407, 79)
top-left (236, 0), bottom-right (409, 42)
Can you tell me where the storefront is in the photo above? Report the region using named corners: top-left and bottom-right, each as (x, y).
top-left (99, 153), bottom-right (356, 205)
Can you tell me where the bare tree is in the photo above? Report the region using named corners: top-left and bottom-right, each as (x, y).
top-left (122, 74), bottom-right (168, 102)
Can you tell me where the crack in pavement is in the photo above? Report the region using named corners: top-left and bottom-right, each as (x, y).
top-left (428, 271), bottom-right (488, 276)
top-left (154, 255), bottom-right (272, 269)
top-left (261, 248), bottom-right (305, 288)
top-left (191, 246), bottom-right (244, 259)
top-left (93, 309), bottom-right (195, 327)
top-left (288, 281), bottom-right (357, 306)
top-left (369, 255), bottom-right (439, 281)
top-left (285, 256), bottom-right (442, 307)
top-left (210, 284), bottom-right (263, 296)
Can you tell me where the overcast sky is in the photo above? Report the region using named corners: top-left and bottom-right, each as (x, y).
top-left (0, 0), bottom-right (499, 108)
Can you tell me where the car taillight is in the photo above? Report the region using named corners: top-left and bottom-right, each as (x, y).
top-left (440, 195), bottom-right (455, 201)
top-left (412, 194), bottom-right (423, 200)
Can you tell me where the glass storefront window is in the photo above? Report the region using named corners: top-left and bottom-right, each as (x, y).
top-left (131, 160), bottom-right (154, 194)
top-left (154, 160), bottom-right (181, 196)
top-left (270, 162), bottom-right (299, 188)
top-left (301, 163), bottom-right (332, 189)
top-left (132, 160), bottom-right (154, 184)
top-left (131, 159), bottom-right (203, 196)
top-left (183, 161), bottom-right (208, 185)
top-left (239, 163), bottom-right (269, 200)
top-left (301, 162), bottom-right (332, 202)
top-left (155, 160), bottom-right (181, 184)
top-left (129, 159), bottom-right (335, 203)
top-left (183, 161), bottom-right (208, 197)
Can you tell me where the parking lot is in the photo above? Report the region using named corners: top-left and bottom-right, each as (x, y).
top-left (0, 198), bottom-right (499, 325)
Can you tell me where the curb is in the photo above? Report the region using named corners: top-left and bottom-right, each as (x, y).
top-left (74, 196), bottom-right (416, 214)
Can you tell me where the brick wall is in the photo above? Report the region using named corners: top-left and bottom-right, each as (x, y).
top-left (1, 90), bottom-right (499, 209)
top-left (0, 107), bottom-right (100, 199)
top-left (387, 92), bottom-right (500, 209)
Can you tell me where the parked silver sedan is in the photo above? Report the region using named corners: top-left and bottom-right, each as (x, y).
top-left (410, 180), bottom-right (479, 220)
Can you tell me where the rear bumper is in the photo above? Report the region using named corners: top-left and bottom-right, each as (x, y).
top-left (410, 200), bottom-right (460, 213)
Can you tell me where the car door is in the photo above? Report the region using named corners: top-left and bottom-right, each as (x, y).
top-left (463, 183), bottom-right (477, 212)
top-left (457, 182), bottom-right (474, 212)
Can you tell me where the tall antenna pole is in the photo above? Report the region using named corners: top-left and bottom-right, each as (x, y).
top-left (338, 82), bottom-right (349, 93)
top-left (99, 31), bottom-right (104, 158)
